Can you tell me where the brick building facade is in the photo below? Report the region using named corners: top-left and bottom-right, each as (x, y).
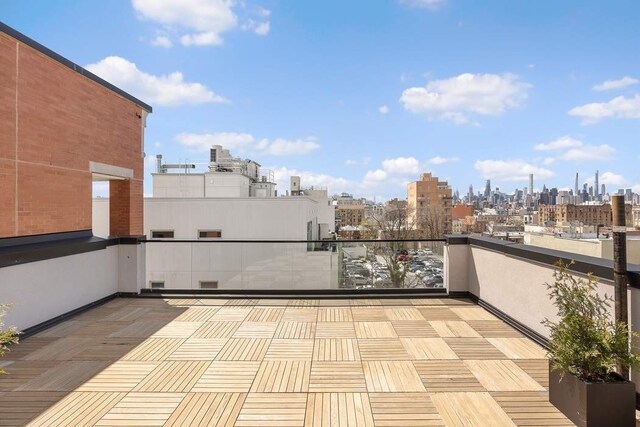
top-left (0, 23), bottom-right (151, 237)
top-left (539, 203), bottom-right (633, 227)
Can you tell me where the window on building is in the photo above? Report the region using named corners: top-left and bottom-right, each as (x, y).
top-left (199, 230), bottom-right (222, 239)
top-left (151, 230), bottom-right (174, 238)
top-left (150, 281), bottom-right (165, 289)
top-left (200, 281), bottom-right (218, 289)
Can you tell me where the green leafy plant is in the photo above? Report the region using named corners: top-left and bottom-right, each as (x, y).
top-left (0, 304), bottom-right (19, 375)
top-left (543, 261), bottom-right (640, 382)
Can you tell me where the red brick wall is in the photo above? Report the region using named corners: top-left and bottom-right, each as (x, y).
top-left (0, 32), bottom-right (146, 237)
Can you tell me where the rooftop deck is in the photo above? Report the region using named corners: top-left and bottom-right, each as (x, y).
top-left (0, 297), bottom-right (572, 426)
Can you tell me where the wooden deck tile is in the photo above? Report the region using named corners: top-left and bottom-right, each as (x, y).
top-left (487, 338), bottom-right (548, 359)
top-left (354, 322), bottom-right (398, 338)
top-left (384, 307), bottom-right (425, 321)
top-left (107, 320), bottom-right (172, 338)
top-left (369, 392), bottom-right (445, 426)
top-left (274, 321), bottom-right (316, 339)
top-left (1, 337), bottom-right (56, 360)
top-left (194, 321), bottom-right (242, 338)
top-left (77, 361), bottom-right (158, 392)
top-left (168, 338), bottom-right (227, 360)
top-left (430, 321), bottom-right (482, 338)
top-left (233, 322), bottom-right (279, 338)
top-left (23, 336), bottom-right (98, 361)
top-left (401, 338), bottom-right (458, 360)
top-left (122, 338), bottom-right (185, 361)
top-left (316, 322), bottom-right (357, 338)
top-left (175, 306), bottom-right (219, 322)
top-left (431, 392), bottom-right (516, 427)
top-left (28, 392), bottom-right (125, 427)
top-left (246, 308), bottom-right (285, 322)
top-left (0, 360), bottom-right (59, 391)
top-left (363, 361), bottom-right (425, 392)
top-left (251, 360), bottom-right (311, 392)
top-left (287, 299), bottom-right (320, 307)
top-left (313, 339), bottom-right (361, 361)
top-left (164, 298), bottom-right (201, 306)
top-left (491, 391), bottom-right (573, 426)
top-left (0, 391), bottom-right (66, 426)
top-left (265, 339), bottom-right (314, 360)
top-left (513, 360), bottom-right (550, 389)
top-left (215, 338), bottom-right (270, 361)
top-left (380, 298), bottom-right (414, 306)
top-left (133, 360), bottom-right (210, 392)
top-left (391, 320), bottom-right (438, 337)
top-left (451, 307), bottom-right (498, 321)
top-left (305, 393), bottom-right (374, 427)
top-left (418, 308), bottom-right (461, 321)
top-left (319, 299), bottom-right (353, 307)
top-left (257, 299), bottom-right (289, 306)
top-left (33, 320), bottom-right (83, 337)
top-left (211, 307), bottom-right (252, 321)
top-left (68, 321), bottom-right (129, 337)
top-left (236, 393), bottom-right (307, 426)
top-left (413, 360), bottom-right (485, 392)
top-left (351, 307), bottom-right (389, 322)
top-left (318, 308), bottom-right (353, 322)
top-left (410, 298), bottom-right (447, 306)
top-left (95, 392), bottom-right (185, 426)
top-left (358, 339), bottom-right (411, 360)
top-left (224, 299), bottom-right (259, 306)
top-left (18, 361), bottom-right (109, 392)
top-left (444, 338), bottom-right (508, 359)
top-left (165, 392), bottom-right (246, 427)
top-left (309, 362), bottom-right (367, 392)
top-left (350, 298), bottom-right (383, 306)
top-left (193, 361), bottom-right (261, 392)
top-left (197, 298), bottom-right (229, 306)
top-left (466, 320), bottom-right (525, 338)
top-left (151, 322), bottom-right (202, 338)
top-left (465, 360), bottom-right (546, 391)
top-left (281, 308), bottom-right (319, 322)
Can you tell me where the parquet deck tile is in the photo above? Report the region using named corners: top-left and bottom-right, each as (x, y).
top-left (17, 361), bottom-right (110, 391)
top-left (465, 360), bottom-right (546, 391)
top-left (251, 360), bottom-right (311, 392)
top-left (444, 338), bottom-right (508, 360)
top-left (466, 320), bottom-right (525, 338)
top-left (236, 393), bottom-right (307, 426)
top-left (70, 338), bottom-right (140, 361)
top-left (133, 360), bottom-right (210, 392)
top-left (175, 306), bottom-right (220, 322)
top-left (164, 298), bottom-right (201, 306)
top-left (491, 391), bottom-right (574, 426)
top-left (287, 299), bottom-right (320, 307)
top-left (451, 307), bottom-right (499, 321)
top-left (391, 320), bottom-right (439, 337)
top-left (0, 391), bottom-right (66, 426)
top-left (28, 392), bottom-right (126, 427)
top-left (23, 336), bottom-right (99, 361)
top-left (417, 307), bottom-right (462, 321)
top-left (0, 360), bottom-right (59, 391)
top-left (313, 338), bottom-right (361, 361)
top-left (265, 339), bottom-right (314, 360)
top-left (215, 338), bottom-right (270, 361)
top-left (193, 321), bottom-right (242, 338)
top-left (2, 337), bottom-right (57, 360)
top-left (430, 320), bottom-right (482, 337)
top-left (95, 392), bottom-right (185, 426)
top-left (350, 298), bottom-right (383, 306)
top-left (358, 339), bottom-right (411, 360)
top-left (488, 338), bottom-right (548, 359)
top-left (513, 360), bottom-right (551, 389)
top-left (274, 321), bottom-right (316, 339)
top-left (198, 298), bottom-right (230, 306)
top-left (151, 321), bottom-right (203, 338)
top-left (165, 392), bottom-right (246, 427)
top-left (106, 320), bottom-right (172, 338)
top-left (76, 361), bottom-right (158, 392)
top-left (363, 361), bottom-right (425, 392)
top-left (168, 338), bottom-right (227, 360)
top-left (354, 321), bottom-right (398, 338)
top-left (318, 308), bottom-right (353, 322)
top-left (401, 338), bottom-right (458, 360)
top-left (309, 362), bottom-right (367, 392)
top-left (410, 298), bottom-right (447, 306)
top-left (281, 308), bottom-right (319, 322)
top-left (246, 308), bottom-right (285, 322)
top-left (431, 392), bottom-right (516, 427)
top-left (233, 321), bottom-right (279, 338)
top-left (122, 338), bottom-right (185, 361)
top-left (413, 360), bottom-right (485, 392)
top-left (351, 307), bottom-right (389, 322)
top-left (224, 299), bottom-right (259, 306)
top-left (211, 307), bottom-right (252, 321)
top-left (193, 361), bottom-right (261, 392)
top-left (318, 299), bottom-right (353, 307)
top-left (315, 322), bottom-right (357, 338)
top-left (369, 392), bottom-right (445, 426)
top-left (305, 392), bottom-right (374, 427)
top-left (384, 307), bottom-right (425, 321)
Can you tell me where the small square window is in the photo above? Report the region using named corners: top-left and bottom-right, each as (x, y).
top-left (199, 281), bottom-right (218, 289)
top-left (150, 281), bottom-right (164, 289)
top-left (151, 230), bottom-right (174, 238)
top-left (199, 230), bottom-right (222, 239)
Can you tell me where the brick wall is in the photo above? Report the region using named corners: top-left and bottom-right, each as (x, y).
top-left (0, 30), bottom-right (148, 237)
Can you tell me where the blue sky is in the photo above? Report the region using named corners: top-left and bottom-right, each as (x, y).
top-left (3, 0), bottom-right (639, 200)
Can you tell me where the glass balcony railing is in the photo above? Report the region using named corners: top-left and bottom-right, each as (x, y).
top-left (143, 239), bottom-right (445, 291)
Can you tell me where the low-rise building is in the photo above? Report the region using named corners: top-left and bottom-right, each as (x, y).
top-left (539, 203), bottom-right (633, 227)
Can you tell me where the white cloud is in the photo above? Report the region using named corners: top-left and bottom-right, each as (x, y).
top-left (254, 21), bottom-right (270, 35)
top-left (592, 76), bottom-right (638, 92)
top-left (345, 160), bottom-right (358, 166)
top-left (400, 73), bottom-right (531, 124)
top-left (382, 157), bottom-right (420, 175)
top-left (364, 169), bottom-right (388, 182)
top-left (534, 136), bottom-right (583, 151)
top-left (633, 184), bottom-right (640, 193)
top-left (262, 138), bottom-right (320, 156)
top-left (151, 35), bottom-right (172, 48)
top-left (378, 105), bottom-right (390, 114)
top-left (568, 94), bottom-right (640, 124)
top-left (560, 144), bottom-right (616, 162)
top-left (474, 159), bottom-right (554, 182)
top-left (345, 157), bottom-right (371, 166)
top-left (589, 172), bottom-right (627, 187)
top-left (427, 156), bottom-right (459, 165)
top-left (86, 56), bottom-right (227, 106)
top-left (177, 133), bottom-right (319, 156)
top-left (398, 0), bottom-right (447, 10)
top-left (543, 157), bottom-right (556, 165)
top-left (132, 0), bottom-right (237, 46)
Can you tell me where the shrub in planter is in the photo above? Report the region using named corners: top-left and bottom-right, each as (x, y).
top-left (0, 304), bottom-right (19, 375)
top-left (544, 261), bottom-right (640, 427)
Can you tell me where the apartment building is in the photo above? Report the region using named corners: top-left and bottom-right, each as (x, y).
top-left (335, 205), bottom-right (366, 228)
top-left (407, 172), bottom-right (453, 236)
top-left (539, 203), bottom-right (633, 226)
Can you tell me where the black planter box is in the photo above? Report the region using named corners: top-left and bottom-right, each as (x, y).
top-left (549, 364), bottom-right (636, 427)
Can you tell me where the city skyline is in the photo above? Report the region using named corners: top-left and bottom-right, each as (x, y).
top-left (3, 0), bottom-right (639, 200)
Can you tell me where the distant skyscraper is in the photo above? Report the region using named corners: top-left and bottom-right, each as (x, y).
top-left (468, 184), bottom-right (473, 202)
top-left (601, 184), bottom-right (606, 198)
top-left (484, 180), bottom-right (491, 197)
top-left (594, 170), bottom-right (599, 200)
top-left (575, 173), bottom-right (579, 196)
top-left (529, 174), bottom-right (534, 196)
